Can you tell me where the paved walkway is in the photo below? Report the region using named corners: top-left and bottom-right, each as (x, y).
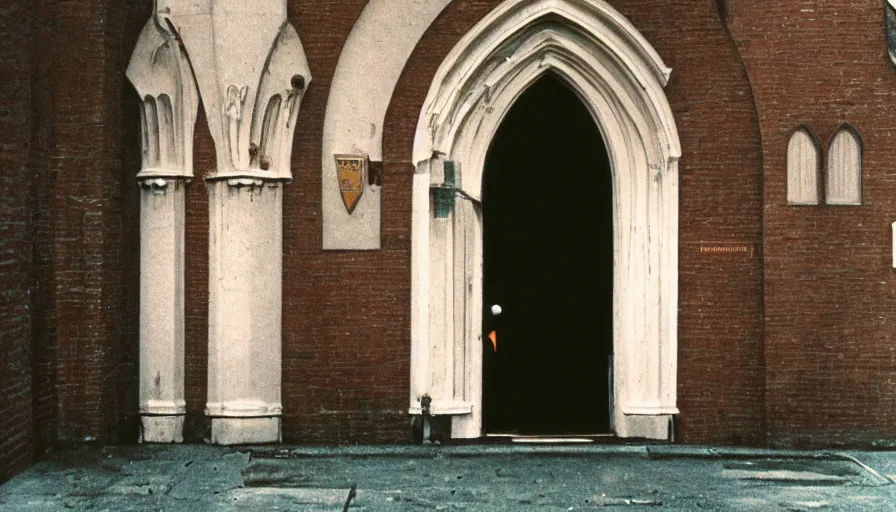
top-left (2, 444), bottom-right (896, 511)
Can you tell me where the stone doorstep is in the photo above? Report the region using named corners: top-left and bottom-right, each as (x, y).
top-left (242, 443), bottom-right (895, 489)
top-left (246, 443), bottom-right (858, 460)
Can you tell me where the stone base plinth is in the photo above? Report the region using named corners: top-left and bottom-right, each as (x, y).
top-left (617, 415), bottom-right (673, 441)
top-left (139, 415), bottom-right (185, 444)
top-left (210, 417), bottom-right (281, 445)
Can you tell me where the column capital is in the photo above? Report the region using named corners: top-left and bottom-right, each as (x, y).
top-left (165, 0), bottom-right (311, 182)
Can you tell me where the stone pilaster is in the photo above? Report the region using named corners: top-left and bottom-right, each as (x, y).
top-left (138, 178), bottom-right (187, 443)
top-left (128, 5), bottom-right (199, 443)
top-left (163, 0), bottom-right (311, 444)
top-left (206, 179), bottom-right (283, 444)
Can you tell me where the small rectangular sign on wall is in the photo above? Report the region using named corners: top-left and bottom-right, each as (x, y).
top-left (696, 242), bottom-right (756, 258)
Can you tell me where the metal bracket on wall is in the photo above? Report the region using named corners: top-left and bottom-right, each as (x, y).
top-left (433, 161), bottom-right (459, 219)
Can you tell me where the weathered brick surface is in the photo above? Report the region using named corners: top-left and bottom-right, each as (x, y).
top-left (0, 0), bottom-right (144, 475)
top-left (28, 0), bottom-right (60, 467)
top-left (183, 108), bottom-right (212, 442)
top-left (0, 0), bottom-right (36, 484)
top-left (729, 0), bottom-right (896, 448)
top-left (42, 0), bottom-right (139, 444)
top-left (280, 0), bottom-right (412, 443)
top-left (6, 0), bottom-right (896, 459)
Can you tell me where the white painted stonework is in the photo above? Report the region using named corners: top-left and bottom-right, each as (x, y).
top-left (321, 0), bottom-right (453, 250)
top-left (128, 8), bottom-right (199, 443)
top-left (206, 180), bottom-right (284, 445)
top-left (409, 0), bottom-right (682, 440)
top-left (130, 0), bottom-right (311, 445)
top-left (826, 127), bottom-right (862, 206)
top-left (787, 128), bottom-right (820, 206)
top-left (137, 180), bottom-right (187, 443)
top-left (892, 222), bottom-right (896, 269)
top-left (889, 0), bottom-right (896, 66)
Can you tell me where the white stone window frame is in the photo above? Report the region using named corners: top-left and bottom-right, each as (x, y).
top-left (825, 124), bottom-right (863, 206)
top-left (409, 0), bottom-right (682, 440)
top-left (786, 126), bottom-right (822, 206)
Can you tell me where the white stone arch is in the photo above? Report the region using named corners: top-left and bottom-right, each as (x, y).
top-left (409, 0), bottom-right (681, 440)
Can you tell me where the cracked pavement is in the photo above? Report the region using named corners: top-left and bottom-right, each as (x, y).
top-left (1, 444), bottom-right (895, 511)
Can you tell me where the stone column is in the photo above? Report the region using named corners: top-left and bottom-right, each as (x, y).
top-left (128, 6), bottom-right (199, 443)
top-left (164, 0), bottom-right (311, 444)
top-left (206, 179), bottom-right (284, 443)
top-left (138, 178), bottom-right (187, 442)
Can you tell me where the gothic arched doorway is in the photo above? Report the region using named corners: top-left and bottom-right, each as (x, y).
top-left (409, 0), bottom-right (681, 440)
top-left (482, 74), bottom-right (613, 435)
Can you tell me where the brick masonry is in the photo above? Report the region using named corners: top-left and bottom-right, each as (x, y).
top-left (729, 0), bottom-right (896, 448)
top-left (3, 0), bottom-right (896, 483)
top-left (0, 0), bottom-right (36, 484)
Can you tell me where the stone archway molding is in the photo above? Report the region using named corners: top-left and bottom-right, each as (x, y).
top-left (321, 0), bottom-right (453, 249)
top-left (409, 0), bottom-right (682, 440)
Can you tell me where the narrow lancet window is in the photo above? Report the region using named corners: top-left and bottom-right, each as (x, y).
top-left (826, 127), bottom-right (862, 205)
top-left (787, 127), bottom-right (820, 205)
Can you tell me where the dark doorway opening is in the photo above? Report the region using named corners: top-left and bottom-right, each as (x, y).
top-left (482, 73), bottom-right (613, 435)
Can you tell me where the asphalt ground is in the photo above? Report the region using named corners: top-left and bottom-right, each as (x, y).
top-left (2, 444), bottom-right (896, 511)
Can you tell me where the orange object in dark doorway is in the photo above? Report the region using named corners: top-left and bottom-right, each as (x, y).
top-left (482, 73), bottom-right (613, 436)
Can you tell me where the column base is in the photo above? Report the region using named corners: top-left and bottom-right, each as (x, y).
top-left (209, 417), bottom-right (282, 445)
top-left (139, 415), bottom-right (185, 444)
top-left (616, 415), bottom-right (673, 441)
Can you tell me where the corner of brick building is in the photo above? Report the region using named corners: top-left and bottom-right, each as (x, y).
top-left (728, 0), bottom-right (896, 448)
top-left (1, 0), bottom-right (149, 483)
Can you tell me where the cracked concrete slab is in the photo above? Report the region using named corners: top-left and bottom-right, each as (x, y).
top-left (2, 445), bottom-right (896, 511)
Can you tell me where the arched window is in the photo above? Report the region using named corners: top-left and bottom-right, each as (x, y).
top-left (826, 126), bottom-right (862, 205)
top-left (787, 127), bottom-right (820, 205)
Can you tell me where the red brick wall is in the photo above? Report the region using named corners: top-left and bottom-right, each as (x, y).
top-left (0, 0), bottom-right (36, 483)
top-left (9, 0), bottom-right (896, 453)
top-left (280, 0), bottom-right (413, 443)
top-left (28, 0), bottom-right (59, 467)
top-left (39, 0), bottom-right (141, 445)
top-left (1, 0), bottom-right (144, 471)
top-left (729, 0), bottom-right (896, 448)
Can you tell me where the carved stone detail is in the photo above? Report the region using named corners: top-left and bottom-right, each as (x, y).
top-left (128, 0), bottom-right (311, 445)
top-left (166, 1), bottom-right (311, 181)
top-left (128, 2), bottom-right (199, 444)
top-left (128, 5), bottom-right (199, 180)
top-left (157, 0), bottom-right (310, 445)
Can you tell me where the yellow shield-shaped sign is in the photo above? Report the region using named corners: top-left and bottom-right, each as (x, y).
top-left (335, 155), bottom-right (367, 214)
